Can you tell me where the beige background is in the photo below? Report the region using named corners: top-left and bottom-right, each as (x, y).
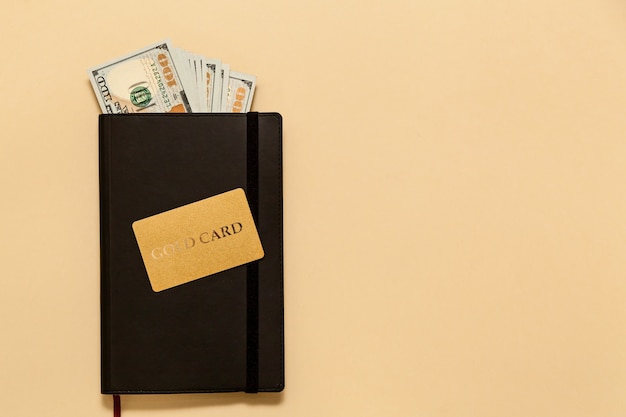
top-left (2, 0), bottom-right (626, 416)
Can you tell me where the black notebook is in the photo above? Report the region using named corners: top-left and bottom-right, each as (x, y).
top-left (99, 113), bottom-right (284, 394)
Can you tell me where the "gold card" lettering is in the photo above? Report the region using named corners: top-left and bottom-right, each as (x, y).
top-left (132, 188), bottom-right (264, 292)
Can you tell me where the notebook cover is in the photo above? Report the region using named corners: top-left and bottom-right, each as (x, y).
top-left (99, 113), bottom-right (284, 394)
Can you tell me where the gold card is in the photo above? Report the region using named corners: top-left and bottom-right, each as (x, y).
top-left (132, 188), bottom-right (264, 292)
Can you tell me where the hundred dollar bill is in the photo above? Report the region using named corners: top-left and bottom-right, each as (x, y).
top-left (218, 64), bottom-right (231, 112)
top-left (170, 47), bottom-right (199, 112)
top-left (223, 71), bottom-right (256, 113)
top-left (194, 54), bottom-right (207, 112)
top-left (88, 40), bottom-right (194, 114)
top-left (203, 58), bottom-right (222, 112)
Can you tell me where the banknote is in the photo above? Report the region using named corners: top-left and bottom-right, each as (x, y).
top-left (170, 47), bottom-right (199, 111)
top-left (223, 71), bottom-right (257, 113)
top-left (218, 64), bottom-right (231, 112)
top-left (88, 40), bottom-right (256, 113)
top-left (88, 40), bottom-right (193, 114)
top-left (203, 58), bottom-right (222, 112)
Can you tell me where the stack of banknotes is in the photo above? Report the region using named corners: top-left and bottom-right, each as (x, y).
top-left (88, 40), bottom-right (256, 114)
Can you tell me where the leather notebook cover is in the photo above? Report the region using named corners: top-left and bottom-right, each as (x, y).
top-left (99, 113), bottom-right (284, 394)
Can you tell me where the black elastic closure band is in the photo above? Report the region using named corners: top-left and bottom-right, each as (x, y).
top-left (113, 395), bottom-right (121, 417)
top-left (245, 112), bottom-right (260, 393)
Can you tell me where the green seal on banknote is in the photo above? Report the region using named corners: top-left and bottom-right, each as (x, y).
top-left (130, 86), bottom-right (152, 107)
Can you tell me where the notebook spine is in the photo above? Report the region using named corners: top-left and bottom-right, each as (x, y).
top-left (99, 115), bottom-right (113, 393)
